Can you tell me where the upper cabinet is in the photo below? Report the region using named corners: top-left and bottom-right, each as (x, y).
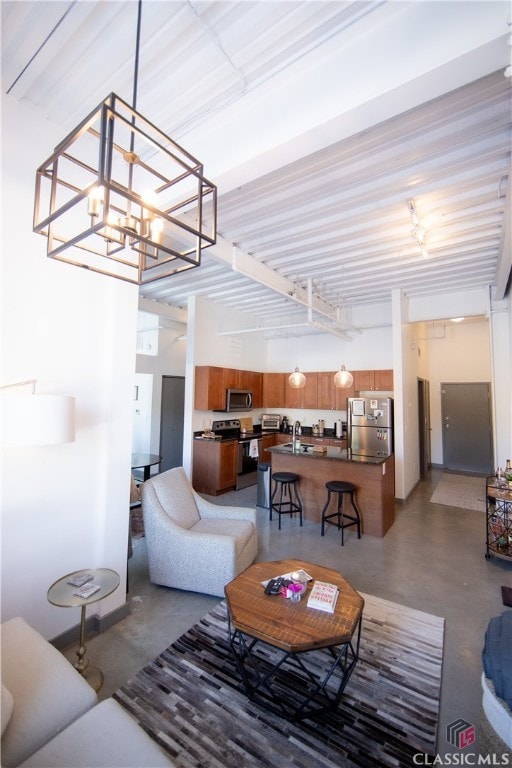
top-left (195, 366), bottom-right (263, 410)
top-left (317, 371), bottom-right (355, 409)
top-left (284, 371), bottom-right (318, 409)
top-left (237, 370), bottom-right (263, 408)
top-left (194, 366), bottom-right (227, 410)
top-left (317, 371), bottom-right (336, 409)
top-left (263, 373), bottom-right (286, 408)
top-left (353, 369), bottom-right (394, 392)
top-left (195, 366), bottom-right (393, 411)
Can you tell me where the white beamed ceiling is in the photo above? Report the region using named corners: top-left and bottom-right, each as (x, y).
top-left (2, 0), bottom-right (511, 337)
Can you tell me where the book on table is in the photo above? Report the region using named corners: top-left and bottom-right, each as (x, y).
top-left (306, 581), bottom-right (339, 613)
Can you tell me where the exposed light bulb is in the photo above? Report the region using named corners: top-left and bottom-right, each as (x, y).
top-left (150, 217), bottom-right (163, 244)
top-left (87, 186), bottom-right (103, 217)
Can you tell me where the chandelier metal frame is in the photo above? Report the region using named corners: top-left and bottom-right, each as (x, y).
top-left (33, 2), bottom-right (217, 284)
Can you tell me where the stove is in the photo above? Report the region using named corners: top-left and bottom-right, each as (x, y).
top-left (211, 419), bottom-right (242, 439)
top-left (211, 420), bottom-right (263, 490)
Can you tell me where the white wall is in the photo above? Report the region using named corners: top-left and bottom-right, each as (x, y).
top-left (1, 95), bottom-right (138, 638)
top-left (132, 373), bottom-right (153, 453)
top-left (489, 302), bottom-right (512, 468)
top-left (421, 319), bottom-right (492, 465)
top-left (135, 321), bottom-right (187, 455)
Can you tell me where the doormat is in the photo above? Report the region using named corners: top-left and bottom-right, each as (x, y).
top-left (501, 586), bottom-right (512, 607)
top-left (114, 594), bottom-right (445, 768)
top-left (430, 474), bottom-right (486, 512)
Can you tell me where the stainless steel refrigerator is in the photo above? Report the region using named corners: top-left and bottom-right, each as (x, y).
top-left (348, 397), bottom-right (393, 457)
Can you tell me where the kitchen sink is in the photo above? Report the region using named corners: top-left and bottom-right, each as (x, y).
top-left (280, 442), bottom-right (314, 452)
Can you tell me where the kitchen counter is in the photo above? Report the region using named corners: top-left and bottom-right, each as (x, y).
top-left (268, 445), bottom-right (395, 537)
top-left (270, 442), bottom-right (386, 465)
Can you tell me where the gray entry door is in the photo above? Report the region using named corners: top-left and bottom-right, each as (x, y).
top-left (441, 382), bottom-right (493, 474)
top-left (159, 376), bottom-right (185, 473)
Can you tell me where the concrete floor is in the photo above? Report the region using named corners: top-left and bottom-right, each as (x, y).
top-left (67, 468), bottom-right (512, 759)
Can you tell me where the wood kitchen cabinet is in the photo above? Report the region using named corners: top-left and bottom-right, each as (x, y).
top-left (192, 439), bottom-right (237, 495)
top-left (235, 369), bottom-right (263, 407)
top-left (284, 371), bottom-right (317, 409)
top-left (260, 433), bottom-right (276, 462)
top-left (335, 377), bottom-right (355, 409)
top-left (308, 436), bottom-right (331, 447)
top-left (317, 371), bottom-right (336, 409)
top-left (353, 369), bottom-right (393, 392)
top-left (195, 366), bottom-right (259, 410)
top-left (194, 366), bottom-right (227, 410)
top-left (374, 369), bottom-right (394, 390)
top-left (263, 373), bottom-right (286, 408)
top-left (307, 370), bottom-right (353, 410)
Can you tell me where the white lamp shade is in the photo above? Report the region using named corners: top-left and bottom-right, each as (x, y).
top-left (1, 394), bottom-right (75, 446)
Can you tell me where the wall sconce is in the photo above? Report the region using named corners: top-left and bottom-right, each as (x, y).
top-left (1, 380), bottom-right (75, 446)
top-left (333, 365), bottom-right (353, 388)
top-left (289, 367), bottom-right (306, 389)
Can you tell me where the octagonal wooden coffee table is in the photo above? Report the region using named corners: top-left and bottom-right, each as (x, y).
top-left (224, 558), bottom-right (364, 721)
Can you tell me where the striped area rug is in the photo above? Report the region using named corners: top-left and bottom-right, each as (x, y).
top-left (114, 594), bottom-right (444, 768)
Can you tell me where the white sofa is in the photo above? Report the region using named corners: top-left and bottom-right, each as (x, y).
top-left (1, 617), bottom-right (173, 767)
top-left (142, 467), bottom-right (258, 597)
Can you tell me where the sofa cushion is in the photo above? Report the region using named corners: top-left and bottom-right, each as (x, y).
top-left (1, 683), bottom-right (14, 735)
top-left (1, 617), bottom-right (98, 767)
top-left (19, 698), bottom-right (174, 767)
top-left (192, 518), bottom-right (256, 558)
top-left (149, 467), bottom-right (200, 529)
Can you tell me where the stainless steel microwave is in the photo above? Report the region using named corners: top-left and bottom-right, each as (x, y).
top-left (225, 389), bottom-right (253, 412)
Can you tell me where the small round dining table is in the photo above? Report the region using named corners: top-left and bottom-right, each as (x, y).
top-left (131, 453), bottom-right (161, 481)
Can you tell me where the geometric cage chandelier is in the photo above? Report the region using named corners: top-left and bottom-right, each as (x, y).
top-left (33, 2), bottom-right (217, 285)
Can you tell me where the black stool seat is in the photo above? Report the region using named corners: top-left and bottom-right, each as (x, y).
top-left (321, 480), bottom-right (361, 545)
top-left (270, 472), bottom-right (303, 530)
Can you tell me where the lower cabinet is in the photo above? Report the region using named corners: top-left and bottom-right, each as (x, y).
top-left (260, 434), bottom-right (276, 462)
top-left (192, 439), bottom-right (237, 496)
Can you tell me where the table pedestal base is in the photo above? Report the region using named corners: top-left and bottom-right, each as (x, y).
top-left (73, 605), bottom-right (104, 692)
top-left (80, 664), bottom-right (104, 693)
top-left (228, 615), bottom-right (362, 722)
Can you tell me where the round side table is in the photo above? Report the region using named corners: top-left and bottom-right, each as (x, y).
top-left (48, 567), bottom-right (119, 692)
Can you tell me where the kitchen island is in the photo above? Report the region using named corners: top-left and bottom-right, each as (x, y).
top-left (268, 443), bottom-right (395, 537)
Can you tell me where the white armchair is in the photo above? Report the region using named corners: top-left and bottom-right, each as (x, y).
top-left (141, 467), bottom-right (258, 597)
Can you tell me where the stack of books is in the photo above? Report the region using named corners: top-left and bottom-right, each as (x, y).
top-left (306, 581), bottom-right (339, 613)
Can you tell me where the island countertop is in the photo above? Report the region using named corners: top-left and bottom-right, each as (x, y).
top-left (268, 443), bottom-right (387, 465)
top-left (269, 444), bottom-right (395, 538)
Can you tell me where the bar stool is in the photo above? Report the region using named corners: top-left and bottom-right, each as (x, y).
top-left (321, 480), bottom-right (361, 545)
top-left (270, 472), bottom-right (303, 530)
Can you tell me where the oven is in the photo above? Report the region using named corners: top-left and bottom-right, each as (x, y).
top-left (237, 437), bottom-right (262, 490)
top-left (210, 419), bottom-right (263, 490)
